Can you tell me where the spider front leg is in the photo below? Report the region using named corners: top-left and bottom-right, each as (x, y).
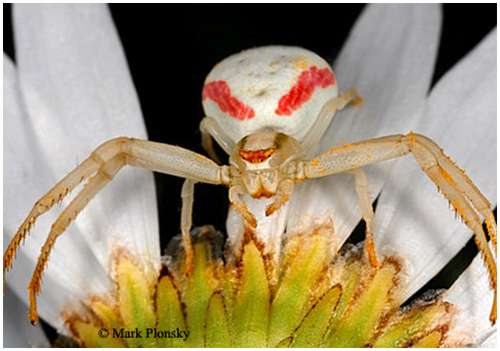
top-left (29, 154), bottom-right (125, 325)
top-left (4, 137), bottom-right (228, 324)
top-left (300, 132), bottom-right (497, 323)
top-left (4, 153), bottom-right (105, 271)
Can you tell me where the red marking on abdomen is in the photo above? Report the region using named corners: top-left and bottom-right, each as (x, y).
top-left (203, 81), bottom-right (255, 120)
top-left (275, 66), bottom-right (336, 116)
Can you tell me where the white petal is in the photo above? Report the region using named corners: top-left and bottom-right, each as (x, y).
top-left (288, 4), bottom-right (441, 243)
top-left (226, 196), bottom-right (289, 258)
top-left (374, 29), bottom-right (496, 301)
top-left (444, 251), bottom-right (496, 346)
top-left (5, 4), bottom-right (159, 330)
top-left (14, 3), bottom-right (159, 272)
top-left (478, 330), bottom-right (496, 348)
top-left (3, 284), bottom-right (49, 347)
top-left (4, 54), bottom-right (114, 331)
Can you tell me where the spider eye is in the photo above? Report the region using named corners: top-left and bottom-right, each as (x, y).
top-left (239, 148), bottom-right (275, 163)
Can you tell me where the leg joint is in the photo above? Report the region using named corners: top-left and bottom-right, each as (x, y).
top-left (93, 136), bottom-right (132, 164)
top-left (219, 166), bottom-right (232, 185)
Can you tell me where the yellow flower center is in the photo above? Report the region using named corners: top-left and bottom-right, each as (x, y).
top-left (63, 224), bottom-right (459, 347)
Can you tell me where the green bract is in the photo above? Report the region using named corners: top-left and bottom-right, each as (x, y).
top-left (66, 225), bottom-right (454, 347)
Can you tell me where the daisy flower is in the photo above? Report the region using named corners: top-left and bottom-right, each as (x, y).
top-left (3, 3), bottom-right (496, 347)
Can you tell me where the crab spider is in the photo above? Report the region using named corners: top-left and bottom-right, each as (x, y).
top-left (4, 46), bottom-right (496, 325)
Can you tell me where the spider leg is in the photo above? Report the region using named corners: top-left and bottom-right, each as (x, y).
top-left (265, 179), bottom-right (294, 217)
top-left (181, 179), bottom-right (195, 273)
top-left (413, 135), bottom-right (496, 251)
top-left (229, 185), bottom-right (257, 229)
top-left (201, 131), bottom-right (221, 164)
top-left (6, 137), bottom-right (228, 324)
top-left (3, 139), bottom-right (123, 272)
top-left (199, 116), bottom-right (235, 163)
top-left (350, 168), bottom-right (378, 267)
top-left (301, 88), bottom-right (363, 153)
top-left (28, 154), bottom-right (125, 324)
top-left (301, 132), bottom-right (496, 323)
top-left (408, 134), bottom-right (496, 324)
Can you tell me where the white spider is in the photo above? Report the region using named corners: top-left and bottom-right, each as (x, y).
top-left (4, 46), bottom-right (497, 325)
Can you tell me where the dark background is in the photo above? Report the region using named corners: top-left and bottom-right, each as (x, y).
top-left (3, 3), bottom-right (497, 339)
